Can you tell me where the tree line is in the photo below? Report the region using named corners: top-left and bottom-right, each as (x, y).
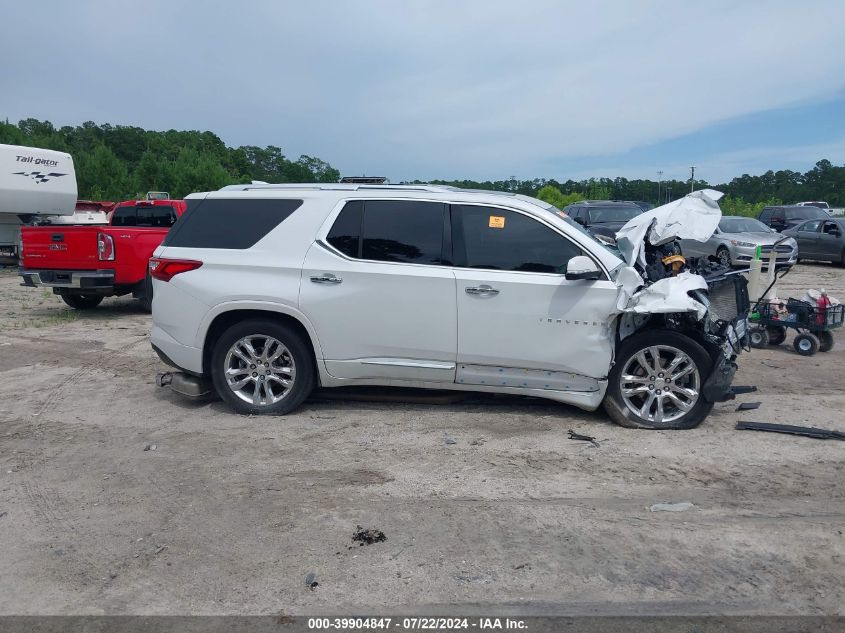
top-left (2, 118), bottom-right (843, 216)
top-left (0, 118), bottom-right (340, 200)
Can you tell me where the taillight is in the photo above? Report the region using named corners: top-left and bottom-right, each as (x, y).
top-left (149, 257), bottom-right (203, 282)
top-left (98, 232), bottom-right (114, 261)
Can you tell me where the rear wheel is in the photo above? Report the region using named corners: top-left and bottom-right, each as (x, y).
top-left (793, 333), bottom-right (820, 356)
top-left (60, 293), bottom-right (103, 310)
top-left (766, 326), bottom-right (787, 346)
top-left (211, 319), bottom-right (315, 416)
top-left (749, 327), bottom-right (770, 348)
top-left (818, 331), bottom-right (835, 352)
top-left (603, 330), bottom-right (714, 430)
top-left (138, 272), bottom-right (153, 313)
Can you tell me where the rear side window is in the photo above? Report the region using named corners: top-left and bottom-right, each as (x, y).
top-left (452, 205), bottom-right (582, 273)
top-left (325, 200), bottom-right (447, 265)
top-left (758, 208), bottom-right (773, 222)
top-left (362, 201), bottom-right (446, 264)
top-left (163, 198), bottom-right (303, 249)
top-left (137, 205), bottom-right (177, 227)
top-left (112, 206), bottom-right (137, 226)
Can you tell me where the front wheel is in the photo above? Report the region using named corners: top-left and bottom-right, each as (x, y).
top-left (603, 330), bottom-right (714, 430)
top-left (793, 333), bottom-right (820, 356)
top-left (716, 247), bottom-right (732, 268)
top-left (210, 319), bottom-right (315, 415)
top-left (60, 293), bottom-right (104, 310)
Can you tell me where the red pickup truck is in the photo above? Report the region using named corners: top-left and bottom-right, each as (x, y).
top-left (19, 198), bottom-right (186, 310)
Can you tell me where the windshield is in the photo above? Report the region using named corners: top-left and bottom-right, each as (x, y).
top-left (719, 217), bottom-right (771, 233)
top-left (785, 207), bottom-right (828, 221)
top-left (588, 206), bottom-right (642, 223)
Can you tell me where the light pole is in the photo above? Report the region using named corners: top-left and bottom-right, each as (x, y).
top-left (690, 166), bottom-right (695, 193)
top-left (657, 170), bottom-right (663, 205)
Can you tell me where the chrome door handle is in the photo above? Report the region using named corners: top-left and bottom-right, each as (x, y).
top-left (465, 285), bottom-right (499, 296)
top-left (310, 273), bottom-right (342, 284)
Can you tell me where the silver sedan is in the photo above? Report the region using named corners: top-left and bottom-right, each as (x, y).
top-left (680, 216), bottom-right (797, 268)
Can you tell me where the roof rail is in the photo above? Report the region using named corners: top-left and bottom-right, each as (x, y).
top-left (217, 183), bottom-right (453, 193)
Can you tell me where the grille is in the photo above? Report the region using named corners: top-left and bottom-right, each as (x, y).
top-left (707, 275), bottom-right (749, 323)
top-left (760, 245), bottom-right (793, 254)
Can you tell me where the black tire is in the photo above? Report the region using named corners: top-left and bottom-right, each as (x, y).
top-left (716, 247), bottom-right (732, 268)
top-left (818, 331), bottom-right (835, 352)
top-left (839, 248), bottom-right (845, 267)
top-left (210, 319), bottom-right (315, 416)
top-left (138, 272), bottom-right (153, 313)
top-left (793, 333), bottom-right (820, 356)
top-left (60, 293), bottom-right (104, 310)
top-left (766, 326), bottom-right (787, 346)
top-left (749, 327), bottom-right (769, 348)
top-left (603, 330), bottom-right (714, 430)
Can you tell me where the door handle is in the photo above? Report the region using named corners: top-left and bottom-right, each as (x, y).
top-left (310, 273), bottom-right (342, 284)
top-left (465, 285), bottom-right (499, 296)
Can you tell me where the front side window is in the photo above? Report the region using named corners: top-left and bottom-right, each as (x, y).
top-left (452, 205), bottom-right (582, 274)
top-left (800, 220), bottom-right (822, 233)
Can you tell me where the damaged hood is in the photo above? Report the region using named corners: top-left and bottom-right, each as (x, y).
top-left (616, 189), bottom-right (724, 268)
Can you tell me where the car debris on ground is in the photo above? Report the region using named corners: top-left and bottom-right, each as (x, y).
top-left (305, 572), bottom-right (319, 590)
top-left (567, 429), bottom-right (600, 448)
top-left (352, 526), bottom-right (387, 546)
top-left (649, 502), bottom-right (694, 512)
top-left (736, 402), bottom-right (762, 411)
top-left (736, 421), bottom-right (845, 440)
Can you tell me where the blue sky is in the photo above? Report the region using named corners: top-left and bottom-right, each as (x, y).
top-left (2, 0), bottom-right (844, 184)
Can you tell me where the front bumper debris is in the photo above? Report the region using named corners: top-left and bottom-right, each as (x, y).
top-left (702, 354), bottom-right (738, 402)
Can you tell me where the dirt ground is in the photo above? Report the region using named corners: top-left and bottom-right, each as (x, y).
top-left (0, 264), bottom-right (843, 617)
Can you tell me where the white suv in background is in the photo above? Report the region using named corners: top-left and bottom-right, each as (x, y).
top-left (150, 184), bottom-right (747, 430)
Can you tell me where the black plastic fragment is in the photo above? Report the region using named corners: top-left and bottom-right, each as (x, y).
top-left (730, 386), bottom-right (758, 395)
top-left (736, 421), bottom-right (845, 440)
top-left (736, 402), bottom-right (761, 411)
top-left (568, 429), bottom-right (599, 448)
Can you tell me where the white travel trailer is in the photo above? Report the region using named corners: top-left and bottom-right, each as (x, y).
top-left (0, 143), bottom-right (78, 262)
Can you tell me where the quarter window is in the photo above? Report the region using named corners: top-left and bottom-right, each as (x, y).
top-left (163, 198), bottom-right (302, 249)
top-left (452, 205), bottom-right (582, 273)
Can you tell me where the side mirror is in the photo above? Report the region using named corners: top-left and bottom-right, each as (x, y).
top-left (565, 255), bottom-right (601, 281)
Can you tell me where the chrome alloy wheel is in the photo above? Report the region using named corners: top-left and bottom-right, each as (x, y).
top-left (619, 345), bottom-right (701, 424)
top-left (223, 335), bottom-right (296, 406)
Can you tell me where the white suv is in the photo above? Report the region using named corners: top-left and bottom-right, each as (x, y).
top-left (150, 184), bottom-right (747, 430)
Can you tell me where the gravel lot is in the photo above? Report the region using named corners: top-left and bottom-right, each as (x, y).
top-left (0, 264), bottom-right (843, 616)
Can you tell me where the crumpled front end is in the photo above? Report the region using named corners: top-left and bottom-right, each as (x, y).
top-left (611, 189), bottom-right (749, 403)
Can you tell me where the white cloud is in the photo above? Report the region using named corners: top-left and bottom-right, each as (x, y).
top-left (1, 0), bottom-right (844, 179)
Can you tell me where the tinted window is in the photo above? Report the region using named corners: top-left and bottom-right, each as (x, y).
top-left (163, 198), bottom-right (302, 249)
top-left (758, 208), bottom-right (773, 222)
top-left (786, 207), bottom-right (827, 221)
top-left (453, 205), bottom-right (582, 273)
top-left (586, 205), bottom-right (642, 223)
top-left (326, 200), bottom-right (362, 258)
top-left (137, 205), bottom-right (177, 228)
top-left (112, 206), bottom-right (137, 226)
top-left (361, 200), bottom-right (446, 264)
top-left (799, 220), bottom-right (822, 233)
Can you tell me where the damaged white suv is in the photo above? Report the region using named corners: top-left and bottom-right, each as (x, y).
top-left (150, 184), bottom-right (748, 430)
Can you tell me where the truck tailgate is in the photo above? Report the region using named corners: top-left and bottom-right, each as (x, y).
top-left (20, 225), bottom-right (101, 270)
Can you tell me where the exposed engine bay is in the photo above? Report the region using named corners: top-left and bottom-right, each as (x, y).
top-left (612, 189), bottom-right (750, 403)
